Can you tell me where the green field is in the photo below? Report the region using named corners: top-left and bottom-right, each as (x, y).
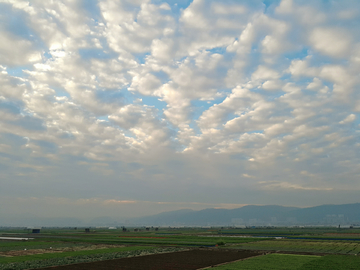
top-left (211, 254), bottom-right (319, 270)
top-left (1, 227), bottom-right (360, 269)
top-left (230, 239), bottom-right (360, 254)
top-left (0, 241), bottom-right (91, 252)
top-left (0, 246), bottom-right (157, 264)
top-left (0, 247), bottom-right (180, 270)
top-left (210, 254), bottom-right (360, 270)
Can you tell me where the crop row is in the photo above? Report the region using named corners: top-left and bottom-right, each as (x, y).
top-left (234, 240), bottom-right (360, 254)
top-left (0, 247), bottom-right (183, 270)
top-left (211, 254), bottom-right (360, 270)
top-left (0, 241), bottom-right (91, 252)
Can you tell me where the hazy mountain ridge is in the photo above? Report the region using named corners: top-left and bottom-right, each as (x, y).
top-left (1, 203), bottom-right (359, 227)
top-left (130, 203), bottom-right (360, 226)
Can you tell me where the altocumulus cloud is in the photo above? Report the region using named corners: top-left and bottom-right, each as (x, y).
top-left (0, 0), bottom-right (360, 222)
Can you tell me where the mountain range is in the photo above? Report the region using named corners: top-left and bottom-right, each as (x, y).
top-left (1, 203), bottom-right (359, 227)
top-left (129, 203), bottom-right (360, 226)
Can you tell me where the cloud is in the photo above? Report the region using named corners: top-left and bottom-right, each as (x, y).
top-left (339, 114), bottom-right (356, 124)
top-left (0, 0), bottom-right (360, 221)
top-left (258, 181), bottom-right (333, 191)
top-left (0, 29), bottom-right (41, 66)
top-left (309, 28), bottom-right (352, 58)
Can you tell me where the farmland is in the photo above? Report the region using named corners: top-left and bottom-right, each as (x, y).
top-left (0, 226), bottom-right (359, 269)
top-left (210, 253), bottom-right (360, 270)
top-left (230, 239), bottom-right (360, 254)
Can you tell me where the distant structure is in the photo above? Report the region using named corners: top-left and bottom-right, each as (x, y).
top-left (32, 228), bottom-right (40, 233)
top-left (85, 228), bottom-right (90, 233)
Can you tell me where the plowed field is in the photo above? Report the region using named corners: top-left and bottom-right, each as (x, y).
top-left (36, 249), bottom-right (260, 270)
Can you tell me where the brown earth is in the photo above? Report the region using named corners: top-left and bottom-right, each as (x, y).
top-left (0, 244), bottom-right (124, 257)
top-left (36, 249), bottom-right (261, 270)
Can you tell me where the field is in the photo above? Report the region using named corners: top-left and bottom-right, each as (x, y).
top-left (230, 239), bottom-right (360, 254)
top-left (0, 227), bottom-right (359, 269)
top-left (210, 253), bottom-right (360, 270)
top-left (36, 249), bottom-right (260, 270)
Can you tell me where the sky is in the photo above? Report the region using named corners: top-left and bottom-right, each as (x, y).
top-left (0, 0), bottom-right (360, 224)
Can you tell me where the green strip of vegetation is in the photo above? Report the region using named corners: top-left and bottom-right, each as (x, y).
top-left (211, 254), bottom-right (319, 270)
top-left (0, 247), bottom-right (182, 270)
top-left (211, 253), bottom-right (360, 270)
top-left (0, 246), bottom-right (155, 264)
top-left (298, 255), bottom-right (360, 270)
top-left (232, 239), bottom-right (360, 254)
top-left (0, 241), bottom-right (90, 252)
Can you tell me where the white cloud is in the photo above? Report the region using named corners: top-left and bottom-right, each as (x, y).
top-left (0, 29), bottom-right (40, 66)
top-left (288, 58), bottom-right (319, 77)
top-left (212, 3), bottom-right (247, 15)
top-left (0, 0), bottom-right (360, 219)
top-left (309, 28), bottom-right (352, 58)
top-left (259, 181), bottom-right (333, 191)
top-left (339, 114), bottom-right (356, 124)
top-left (262, 80), bottom-right (283, 91)
top-left (306, 78), bottom-right (322, 91)
top-left (252, 65), bottom-right (280, 81)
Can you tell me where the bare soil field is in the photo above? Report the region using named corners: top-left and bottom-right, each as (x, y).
top-left (36, 249), bottom-right (260, 270)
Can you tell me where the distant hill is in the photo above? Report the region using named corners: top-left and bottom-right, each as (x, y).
top-left (2, 203), bottom-right (359, 227)
top-left (130, 203), bottom-right (360, 226)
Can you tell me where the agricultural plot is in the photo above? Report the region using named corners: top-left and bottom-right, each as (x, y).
top-left (35, 249), bottom-right (260, 270)
top-left (0, 247), bottom-right (180, 270)
top-left (112, 235), bottom-right (266, 246)
top-left (220, 228), bottom-right (360, 241)
top-left (210, 254), bottom-right (319, 270)
top-left (1, 227), bottom-right (360, 269)
top-left (0, 241), bottom-right (92, 253)
top-left (232, 239), bottom-right (360, 254)
top-left (297, 255), bottom-right (360, 270)
top-left (211, 254), bottom-right (360, 270)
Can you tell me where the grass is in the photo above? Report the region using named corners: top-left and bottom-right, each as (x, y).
top-left (298, 255), bottom-right (360, 270)
top-left (210, 254), bottom-right (319, 270)
top-left (219, 228), bottom-right (360, 238)
top-left (31, 234), bottom-right (266, 247)
top-left (0, 246), bottom-right (156, 264)
top-left (211, 253), bottom-right (360, 270)
top-left (1, 227), bottom-right (360, 269)
top-left (0, 241), bottom-right (90, 252)
top-left (231, 239), bottom-right (360, 254)
top-left (0, 247), bottom-right (182, 270)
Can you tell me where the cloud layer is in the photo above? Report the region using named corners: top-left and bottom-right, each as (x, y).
top-left (0, 0), bottom-right (359, 221)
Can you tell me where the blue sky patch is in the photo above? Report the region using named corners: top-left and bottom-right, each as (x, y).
top-left (82, 0), bottom-right (102, 22)
top-left (52, 87), bottom-right (71, 98)
top-left (79, 48), bottom-right (116, 60)
top-left (0, 100), bottom-right (21, 114)
top-left (133, 52), bottom-right (151, 64)
top-left (97, 115), bottom-right (109, 121)
top-left (6, 66), bottom-right (31, 77)
top-left (0, 3), bottom-right (33, 40)
top-left (96, 88), bottom-right (130, 105)
top-left (141, 96), bottom-right (167, 111)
